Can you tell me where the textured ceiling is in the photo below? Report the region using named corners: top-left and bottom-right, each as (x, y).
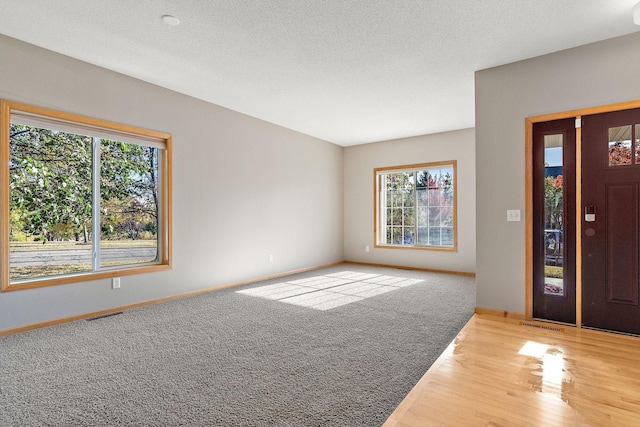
top-left (0, 0), bottom-right (638, 146)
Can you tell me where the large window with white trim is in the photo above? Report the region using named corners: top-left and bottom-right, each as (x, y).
top-left (1, 100), bottom-right (172, 291)
top-left (375, 161), bottom-right (456, 250)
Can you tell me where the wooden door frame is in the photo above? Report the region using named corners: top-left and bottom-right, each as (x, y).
top-left (525, 100), bottom-right (640, 324)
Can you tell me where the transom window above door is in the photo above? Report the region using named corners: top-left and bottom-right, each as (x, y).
top-left (608, 124), bottom-right (640, 166)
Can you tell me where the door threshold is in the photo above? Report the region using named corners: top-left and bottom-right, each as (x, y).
top-left (580, 325), bottom-right (640, 338)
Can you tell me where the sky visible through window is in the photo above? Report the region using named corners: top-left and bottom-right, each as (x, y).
top-left (546, 147), bottom-right (562, 166)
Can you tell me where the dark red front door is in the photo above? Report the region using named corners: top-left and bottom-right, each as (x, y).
top-left (582, 109), bottom-right (640, 334)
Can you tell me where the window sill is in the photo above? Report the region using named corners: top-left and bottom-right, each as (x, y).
top-left (1, 263), bottom-right (171, 292)
top-left (374, 244), bottom-right (457, 252)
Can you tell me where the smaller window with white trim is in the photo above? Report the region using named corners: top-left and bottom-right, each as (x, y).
top-left (375, 161), bottom-right (456, 250)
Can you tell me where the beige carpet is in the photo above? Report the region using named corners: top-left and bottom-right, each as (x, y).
top-left (0, 264), bottom-right (475, 426)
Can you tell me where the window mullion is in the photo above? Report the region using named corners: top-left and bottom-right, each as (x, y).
top-left (414, 171), bottom-right (418, 246)
top-left (92, 137), bottom-right (100, 271)
top-left (379, 174), bottom-right (386, 244)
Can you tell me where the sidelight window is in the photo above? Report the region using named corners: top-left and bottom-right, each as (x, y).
top-left (543, 134), bottom-right (564, 296)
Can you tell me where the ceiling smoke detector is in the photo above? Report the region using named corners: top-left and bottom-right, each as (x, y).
top-left (161, 15), bottom-right (180, 26)
top-left (633, 2), bottom-right (640, 25)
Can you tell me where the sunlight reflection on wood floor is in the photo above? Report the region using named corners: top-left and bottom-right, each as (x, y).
top-left (384, 314), bottom-right (640, 426)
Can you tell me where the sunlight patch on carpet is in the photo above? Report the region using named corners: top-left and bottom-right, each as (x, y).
top-left (237, 271), bottom-right (423, 310)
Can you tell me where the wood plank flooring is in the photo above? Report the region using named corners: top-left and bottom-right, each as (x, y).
top-left (383, 314), bottom-right (640, 426)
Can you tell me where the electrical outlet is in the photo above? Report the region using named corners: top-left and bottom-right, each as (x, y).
top-left (507, 210), bottom-right (521, 222)
top-left (269, 254), bottom-right (274, 263)
top-left (365, 246), bottom-right (370, 252)
top-left (112, 277), bottom-right (120, 289)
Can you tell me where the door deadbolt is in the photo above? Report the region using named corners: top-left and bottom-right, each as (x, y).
top-left (585, 205), bottom-right (596, 222)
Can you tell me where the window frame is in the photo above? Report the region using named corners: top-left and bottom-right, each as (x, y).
top-left (0, 100), bottom-right (172, 292)
top-left (374, 161), bottom-right (457, 252)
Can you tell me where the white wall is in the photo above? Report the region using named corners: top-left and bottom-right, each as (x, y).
top-left (0, 35), bottom-right (344, 331)
top-left (475, 32), bottom-right (640, 314)
top-left (343, 129), bottom-right (476, 273)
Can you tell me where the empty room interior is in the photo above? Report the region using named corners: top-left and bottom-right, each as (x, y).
top-left (2, 1), bottom-right (640, 425)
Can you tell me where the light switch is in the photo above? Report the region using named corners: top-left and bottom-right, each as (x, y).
top-left (507, 210), bottom-right (521, 222)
